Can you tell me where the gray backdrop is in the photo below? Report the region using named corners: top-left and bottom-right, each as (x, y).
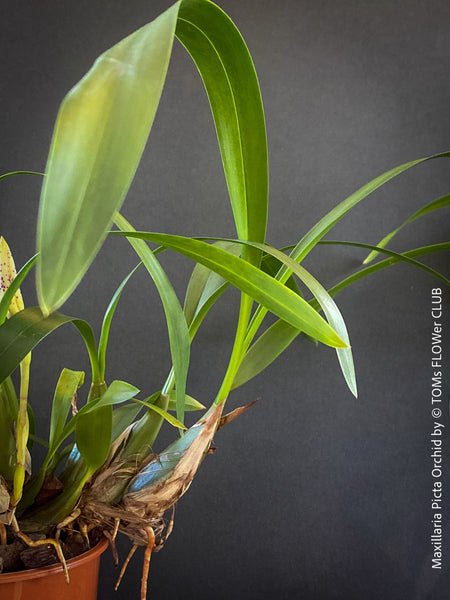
top-left (1, 1), bottom-right (449, 598)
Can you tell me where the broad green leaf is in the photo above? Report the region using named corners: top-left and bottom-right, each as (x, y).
top-left (0, 307), bottom-right (97, 385)
top-left (76, 405), bottom-right (112, 471)
top-left (37, 2), bottom-right (181, 314)
top-left (98, 263), bottom-right (142, 379)
top-left (69, 381), bottom-right (138, 471)
top-left (364, 194), bottom-right (450, 263)
top-left (0, 255), bottom-right (37, 326)
top-left (114, 213), bottom-right (190, 425)
top-left (176, 0), bottom-right (268, 263)
top-left (114, 231), bottom-right (347, 349)
top-left (84, 380), bottom-right (139, 413)
top-left (49, 369), bottom-right (85, 451)
top-left (232, 319), bottom-right (299, 390)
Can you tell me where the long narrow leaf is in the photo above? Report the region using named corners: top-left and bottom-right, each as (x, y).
top-left (0, 171), bottom-right (44, 181)
top-left (232, 320), bottom-right (299, 389)
top-left (234, 241), bottom-right (450, 389)
top-left (98, 262), bottom-right (142, 379)
top-left (287, 152), bottom-right (450, 268)
top-left (37, 2), bottom-right (181, 314)
top-left (320, 241), bottom-right (450, 301)
top-left (198, 236), bottom-right (356, 395)
top-left (113, 231), bottom-right (347, 349)
top-left (131, 397), bottom-right (186, 430)
top-left (176, 0), bottom-right (268, 263)
top-left (114, 213), bottom-right (190, 425)
top-left (317, 241), bottom-right (450, 288)
top-left (364, 193), bottom-right (450, 263)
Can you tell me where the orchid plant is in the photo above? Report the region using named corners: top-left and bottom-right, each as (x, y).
top-left (0, 0), bottom-right (449, 598)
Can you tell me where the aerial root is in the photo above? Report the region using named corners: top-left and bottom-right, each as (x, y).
top-left (18, 531), bottom-right (69, 583)
top-left (158, 506), bottom-right (175, 548)
top-left (141, 527), bottom-right (155, 600)
top-left (55, 508), bottom-right (81, 541)
top-left (103, 529), bottom-right (119, 566)
top-left (115, 543), bottom-right (138, 591)
top-left (80, 522), bottom-right (90, 548)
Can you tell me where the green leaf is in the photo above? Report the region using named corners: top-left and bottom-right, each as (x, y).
top-left (98, 263), bottom-right (142, 379)
top-left (0, 171), bottom-right (44, 182)
top-left (232, 319), bottom-right (300, 390)
top-left (176, 0), bottom-right (268, 264)
top-left (88, 392), bottom-right (171, 505)
top-left (84, 380), bottom-right (140, 412)
top-left (261, 253), bottom-right (303, 296)
top-left (166, 391), bottom-right (205, 412)
top-left (184, 241), bottom-right (238, 327)
top-left (76, 405), bottom-right (112, 471)
top-left (281, 152), bottom-right (450, 272)
top-left (71, 381), bottom-right (138, 472)
top-left (114, 231), bottom-right (347, 349)
top-left (111, 404), bottom-right (143, 441)
top-left (364, 194), bottom-right (450, 263)
top-left (243, 152), bottom-right (450, 361)
top-left (0, 378), bottom-right (18, 480)
top-left (37, 2), bottom-right (181, 314)
top-left (203, 236), bottom-right (356, 396)
top-left (320, 241), bottom-right (450, 299)
top-left (0, 254), bottom-right (37, 326)
top-left (233, 240), bottom-right (450, 390)
top-left (114, 213), bottom-right (190, 426)
top-left (0, 307), bottom-right (97, 385)
top-left (117, 392), bottom-right (170, 461)
top-left (132, 397), bottom-right (186, 430)
top-left (49, 369), bottom-right (85, 451)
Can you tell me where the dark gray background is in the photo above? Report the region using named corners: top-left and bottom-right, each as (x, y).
top-left (1, 1), bottom-right (450, 598)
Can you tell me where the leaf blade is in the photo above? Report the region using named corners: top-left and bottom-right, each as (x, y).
top-left (114, 231), bottom-right (347, 349)
top-left (37, 3), bottom-right (181, 313)
top-left (114, 213), bottom-right (190, 425)
top-left (176, 0), bottom-right (268, 259)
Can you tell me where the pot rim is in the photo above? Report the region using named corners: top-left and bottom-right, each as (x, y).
top-left (0, 536), bottom-right (109, 583)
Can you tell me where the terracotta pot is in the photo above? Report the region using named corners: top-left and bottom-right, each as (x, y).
top-left (0, 537), bottom-right (109, 600)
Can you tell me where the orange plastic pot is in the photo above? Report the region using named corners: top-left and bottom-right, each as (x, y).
top-left (0, 537), bottom-right (108, 600)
